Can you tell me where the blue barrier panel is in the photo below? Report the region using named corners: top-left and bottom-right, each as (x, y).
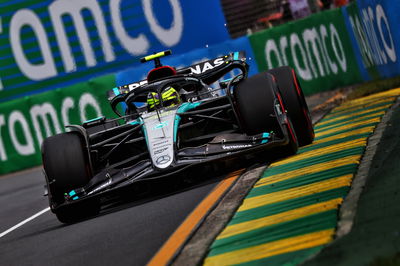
top-left (343, 0), bottom-right (400, 81)
top-left (341, 5), bottom-right (373, 81)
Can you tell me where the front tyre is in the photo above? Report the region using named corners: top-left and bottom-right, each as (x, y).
top-left (233, 73), bottom-right (281, 135)
top-left (233, 72), bottom-right (298, 156)
top-left (42, 132), bottom-right (99, 223)
top-left (268, 66), bottom-right (314, 146)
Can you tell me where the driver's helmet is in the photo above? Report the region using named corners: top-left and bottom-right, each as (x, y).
top-left (147, 87), bottom-right (181, 111)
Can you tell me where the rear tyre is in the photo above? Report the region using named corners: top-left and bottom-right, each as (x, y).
top-left (268, 66), bottom-right (314, 146)
top-left (42, 132), bottom-right (99, 223)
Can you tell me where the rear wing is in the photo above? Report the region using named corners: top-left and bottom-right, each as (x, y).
top-left (107, 51), bottom-right (247, 101)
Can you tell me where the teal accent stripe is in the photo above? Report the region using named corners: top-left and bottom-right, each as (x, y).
top-left (84, 116), bottom-right (104, 124)
top-left (233, 52), bottom-right (239, 60)
top-left (177, 102), bottom-right (202, 114)
top-left (140, 117), bottom-right (149, 145)
top-left (261, 132), bottom-right (270, 144)
top-left (113, 87), bottom-right (120, 96)
top-left (174, 116), bottom-right (181, 142)
top-left (175, 102), bottom-right (202, 142)
top-left (221, 78), bottom-right (233, 83)
top-left (129, 120), bottom-right (142, 126)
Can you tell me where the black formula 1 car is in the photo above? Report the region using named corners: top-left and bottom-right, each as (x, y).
top-left (42, 50), bottom-right (314, 223)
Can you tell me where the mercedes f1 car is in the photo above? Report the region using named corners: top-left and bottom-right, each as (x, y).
top-left (42, 50), bottom-right (314, 223)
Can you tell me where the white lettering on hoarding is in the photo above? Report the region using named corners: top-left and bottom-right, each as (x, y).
top-left (290, 33), bottom-right (312, 80)
top-left (0, 93), bottom-right (106, 164)
top-left (330, 24), bottom-right (347, 72)
top-left (361, 9), bottom-right (383, 65)
top-left (30, 103), bottom-right (62, 145)
top-left (320, 25), bottom-right (337, 74)
top-left (78, 93), bottom-right (102, 122)
top-left (349, 4), bottom-right (396, 69)
top-left (10, 9), bottom-right (57, 80)
top-left (264, 23), bottom-right (346, 81)
top-left (7, 0), bottom-right (184, 81)
top-left (279, 36), bottom-right (289, 66)
top-left (8, 111), bottom-right (35, 156)
top-left (142, 0), bottom-right (183, 47)
top-left (349, 15), bottom-right (373, 67)
top-left (303, 28), bottom-right (326, 78)
top-left (265, 40), bottom-right (283, 69)
top-left (376, 5), bottom-right (396, 63)
top-left (49, 0), bottom-right (115, 73)
top-left (61, 97), bottom-right (75, 129)
top-left (0, 115), bottom-right (6, 161)
top-left (110, 0), bottom-right (149, 56)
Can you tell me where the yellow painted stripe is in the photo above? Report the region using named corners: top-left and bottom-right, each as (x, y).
top-left (238, 175), bottom-right (353, 212)
top-left (205, 229), bottom-right (335, 266)
top-left (271, 138), bottom-right (366, 167)
top-left (256, 155), bottom-right (360, 188)
top-left (217, 198), bottom-right (342, 240)
top-left (334, 88), bottom-right (400, 109)
top-left (321, 105), bottom-right (389, 124)
top-left (315, 118), bottom-right (381, 138)
top-left (147, 169), bottom-right (243, 266)
top-left (317, 110), bottom-right (386, 129)
top-left (311, 126), bottom-right (374, 146)
top-left (332, 96), bottom-right (393, 110)
top-left (329, 97), bottom-right (395, 115)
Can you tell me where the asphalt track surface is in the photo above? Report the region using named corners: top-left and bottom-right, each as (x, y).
top-left (0, 167), bottom-right (222, 265)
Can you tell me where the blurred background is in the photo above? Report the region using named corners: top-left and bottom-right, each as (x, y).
top-left (221, 0), bottom-right (350, 38)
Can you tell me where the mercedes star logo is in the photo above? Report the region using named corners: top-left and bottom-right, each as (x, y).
top-left (156, 155), bottom-right (171, 165)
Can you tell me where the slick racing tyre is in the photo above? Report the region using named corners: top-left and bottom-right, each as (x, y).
top-left (234, 72), bottom-right (281, 135)
top-left (233, 72), bottom-right (298, 155)
top-left (268, 66), bottom-right (314, 146)
top-left (42, 132), bottom-right (99, 223)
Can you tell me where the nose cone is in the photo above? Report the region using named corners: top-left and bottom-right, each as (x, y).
top-left (142, 109), bottom-right (178, 169)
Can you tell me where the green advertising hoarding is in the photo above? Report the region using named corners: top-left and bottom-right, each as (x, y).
top-left (249, 8), bottom-right (363, 95)
top-left (0, 75), bottom-right (116, 174)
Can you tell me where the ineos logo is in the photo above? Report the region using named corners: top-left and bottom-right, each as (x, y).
top-left (154, 147), bottom-right (168, 155)
top-left (156, 155), bottom-right (171, 164)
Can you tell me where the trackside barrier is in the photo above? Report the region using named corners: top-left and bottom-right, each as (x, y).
top-left (248, 0), bottom-right (400, 95)
top-left (342, 0), bottom-right (400, 81)
top-left (248, 8), bottom-right (364, 95)
top-left (0, 75), bottom-right (116, 174)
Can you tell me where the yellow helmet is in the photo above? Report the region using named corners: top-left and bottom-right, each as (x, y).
top-left (147, 87), bottom-right (181, 110)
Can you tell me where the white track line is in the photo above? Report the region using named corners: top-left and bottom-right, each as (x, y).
top-left (0, 207), bottom-right (50, 238)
